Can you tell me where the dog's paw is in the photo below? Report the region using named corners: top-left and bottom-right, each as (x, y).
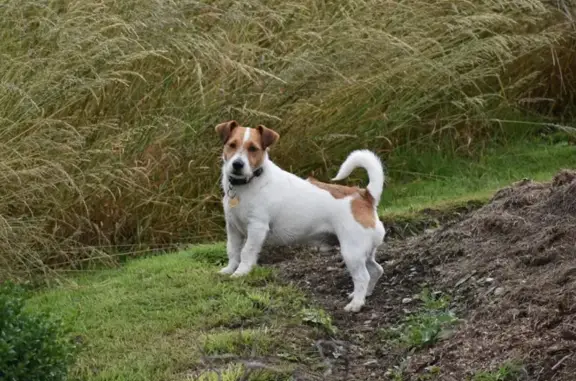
top-left (317, 244), bottom-right (334, 253)
top-left (231, 264), bottom-right (252, 277)
top-left (344, 300), bottom-right (364, 313)
top-left (218, 266), bottom-right (236, 275)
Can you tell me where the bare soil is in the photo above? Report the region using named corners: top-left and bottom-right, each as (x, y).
top-left (267, 170), bottom-right (576, 380)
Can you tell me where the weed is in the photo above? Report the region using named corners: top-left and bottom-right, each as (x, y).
top-left (382, 289), bottom-right (459, 350)
top-left (471, 362), bottom-right (526, 381)
top-left (300, 307), bottom-right (337, 336)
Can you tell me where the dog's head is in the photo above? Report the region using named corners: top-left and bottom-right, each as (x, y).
top-left (215, 120), bottom-right (279, 180)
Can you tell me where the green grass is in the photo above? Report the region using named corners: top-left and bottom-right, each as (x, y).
top-left (27, 245), bottom-right (318, 381)
top-left (471, 362), bottom-right (526, 381)
top-left (381, 140), bottom-right (576, 215)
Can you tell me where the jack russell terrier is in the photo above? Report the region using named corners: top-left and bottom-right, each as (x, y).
top-left (216, 120), bottom-right (386, 312)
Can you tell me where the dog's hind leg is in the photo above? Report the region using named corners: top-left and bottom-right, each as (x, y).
top-left (340, 240), bottom-right (371, 312)
top-left (347, 249), bottom-right (382, 299)
top-left (366, 248), bottom-right (383, 296)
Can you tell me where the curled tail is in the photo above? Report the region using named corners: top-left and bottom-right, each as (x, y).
top-left (331, 150), bottom-right (385, 203)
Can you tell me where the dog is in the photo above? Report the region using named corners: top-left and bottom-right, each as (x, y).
top-left (215, 120), bottom-right (386, 312)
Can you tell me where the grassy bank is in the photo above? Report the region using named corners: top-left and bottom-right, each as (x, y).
top-left (1, 0), bottom-right (576, 276)
top-left (381, 140), bottom-right (576, 215)
top-left (28, 245), bottom-right (328, 380)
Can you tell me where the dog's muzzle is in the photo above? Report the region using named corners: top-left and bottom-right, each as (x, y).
top-left (228, 167), bottom-right (263, 186)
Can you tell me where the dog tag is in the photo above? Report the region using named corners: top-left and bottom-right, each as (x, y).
top-left (228, 197), bottom-right (240, 208)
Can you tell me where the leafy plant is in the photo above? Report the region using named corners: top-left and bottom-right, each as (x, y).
top-left (0, 282), bottom-right (77, 381)
top-left (300, 307), bottom-right (337, 335)
top-left (383, 289), bottom-right (459, 349)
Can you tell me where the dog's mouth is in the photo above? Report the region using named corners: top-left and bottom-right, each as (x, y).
top-left (229, 170), bottom-right (249, 179)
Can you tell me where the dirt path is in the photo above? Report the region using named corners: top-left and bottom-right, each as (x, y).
top-left (268, 170), bottom-right (576, 380)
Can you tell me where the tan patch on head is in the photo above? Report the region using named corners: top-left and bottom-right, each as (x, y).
top-left (215, 120), bottom-right (239, 144)
top-left (307, 177), bottom-right (376, 228)
top-left (216, 120), bottom-right (280, 170)
top-left (222, 126), bottom-right (247, 161)
top-left (244, 128), bottom-right (266, 169)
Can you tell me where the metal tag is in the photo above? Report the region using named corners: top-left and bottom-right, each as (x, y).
top-left (229, 197), bottom-right (240, 208)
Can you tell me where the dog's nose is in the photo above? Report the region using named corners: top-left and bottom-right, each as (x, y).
top-left (232, 160), bottom-right (244, 171)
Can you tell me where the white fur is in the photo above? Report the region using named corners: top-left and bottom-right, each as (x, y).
top-left (332, 149), bottom-right (384, 202)
top-left (219, 144), bottom-right (386, 312)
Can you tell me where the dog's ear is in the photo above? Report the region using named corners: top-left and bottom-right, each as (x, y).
top-left (215, 120), bottom-right (239, 144)
top-left (257, 125), bottom-right (279, 149)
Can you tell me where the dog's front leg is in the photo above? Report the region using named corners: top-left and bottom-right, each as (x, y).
top-left (231, 222), bottom-right (269, 277)
top-left (219, 222), bottom-right (244, 275)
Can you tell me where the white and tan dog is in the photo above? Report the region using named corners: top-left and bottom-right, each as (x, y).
top-left (216, 120), bottom-right (386, 312)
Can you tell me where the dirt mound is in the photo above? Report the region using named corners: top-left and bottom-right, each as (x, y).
top-left (274, 170), bottom-right (576, 380)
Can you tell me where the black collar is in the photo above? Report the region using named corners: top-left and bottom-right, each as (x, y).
top-left (228, 167), bottom-right (263, 186)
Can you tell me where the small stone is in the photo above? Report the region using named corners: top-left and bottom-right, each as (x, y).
top-left (364, 320), bottom-right (372, 325)
top-left (494, 287), bottom-right (505, 296)
top-left (363, 359), bottom-right (379, 368)
top-left (485, 286), bottom-right (496, 296)
top-left (326, 266), bottom-right (338, 272)
top-left (484, 277), bottom-right (495, 283)
top-left (455, 274), bottom-right (472, 287)
top-left (371, 313), bottom-right (378, 319)
top-left (402, 297), bottom-right (413, 304)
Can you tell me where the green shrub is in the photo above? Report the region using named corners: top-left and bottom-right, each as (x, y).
top-left (0, 282), bottom-right (77, 381)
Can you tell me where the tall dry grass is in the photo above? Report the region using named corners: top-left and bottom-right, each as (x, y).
top-left (0, 0), bottom-right (574, 277)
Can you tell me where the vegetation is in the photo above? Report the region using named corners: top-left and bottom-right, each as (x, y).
top-left (1, 0), bottom-right (576, 277)
top-left (0, 282), bottom-right (77, 381)
top-left (381, 288), bottom-right (459, 350)
top-left (26, 245), bottom-right (321, 380)
top-left (381, 140), bottom-right (576, 215)
top-left (471, 362), bottom-right (526, 381)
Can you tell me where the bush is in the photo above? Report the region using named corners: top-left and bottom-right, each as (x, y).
top-left (0, 282), bottom-right (77, 381)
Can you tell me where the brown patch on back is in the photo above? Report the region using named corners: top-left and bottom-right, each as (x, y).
top-left (351, 193), bottom-right (376, 228)
top-left (307, 176), bottom-right (362, 199)
top-left (307, 177), bottom-right (376, 228)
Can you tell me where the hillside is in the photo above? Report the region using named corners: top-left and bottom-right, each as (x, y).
top-left (28, 170), bottom-right (576, 380)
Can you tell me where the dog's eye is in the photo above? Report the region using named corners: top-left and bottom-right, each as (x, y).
top-left (228, 143), bottom-right (237, 149)
top-left (248, 145), bottom-right (258, 152)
